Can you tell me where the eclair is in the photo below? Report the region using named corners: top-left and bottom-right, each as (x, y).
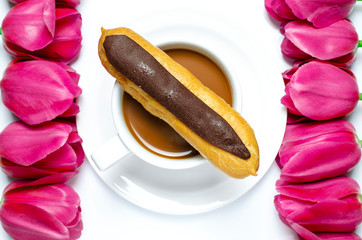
top-left (98, 27), bottom-right (259, 179)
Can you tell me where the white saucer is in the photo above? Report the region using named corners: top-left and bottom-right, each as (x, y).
top-left (76, 11), bottom-right (286, 215)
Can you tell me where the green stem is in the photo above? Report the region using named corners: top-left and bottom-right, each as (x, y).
top-left (0, 27), bottom-right (2, 36)
top-left (357, 134), bottom-right (362, 148)
top-left (358, 40), bottom-right (362, 48)
top-left (360, 93), bottom-right (362, 100)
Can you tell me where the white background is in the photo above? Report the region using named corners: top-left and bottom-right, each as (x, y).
top-left (1, 0), bottom-right (362, 239)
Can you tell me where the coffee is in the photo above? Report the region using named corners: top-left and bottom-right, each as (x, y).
top-left (122, 48), bottom-right (233, 159)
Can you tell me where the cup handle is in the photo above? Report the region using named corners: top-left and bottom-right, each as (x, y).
top-left (91, 136), bottom-right (130, 171)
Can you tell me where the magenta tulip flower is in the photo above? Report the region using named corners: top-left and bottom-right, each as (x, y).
top-left (265, 0), bottom-right (358, 28)
top-left (9, 0), bottom-right (80, 8)
top-left (0, 177), bottom-right (82, 240)
top-left (275, 176), bottom-right (362, 239)
top-left (281, 61), bottom-right (360, 120)
top-left (276, 119), bottom-right (361, 183)
top-left (1, 59), bottom-right (81, 125)
top-left (281, 19), bottom-right (360, 67)
top-left (2, 0), bottom-right (82, 63)
top-left (0, 121), bottom-right (84, 179)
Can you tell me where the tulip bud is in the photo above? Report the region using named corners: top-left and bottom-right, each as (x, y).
top-left (0, 59), bottom-right (81, 125)
top-left (0, 177), bottom-right (82, 240)
top-left (265, 0), bottom-right (357, 28)
top-left (0, 121), bottom-right (84, 179)
top-left (281, 61), bottom-right (360, 120)
top-left (277, 119), bottom-right (361, 183)
top-left (2, 0), bottom-right (82, 63)
top-left (275, 176), bottom-right (362, 239)
top-left (281, 19), bottom-right (359, 67)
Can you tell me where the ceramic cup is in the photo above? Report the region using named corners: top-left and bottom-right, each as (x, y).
top-left (91, 39), bottom-right (242, 171)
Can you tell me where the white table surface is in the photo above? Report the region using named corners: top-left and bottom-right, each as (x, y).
top-left (1, 1), bottom-right (362, 239)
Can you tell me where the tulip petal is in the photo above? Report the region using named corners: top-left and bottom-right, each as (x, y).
top-left (0, 121), bottom-right (72, 166)
top-left (285, 0), bottom-right (356, 28)
top-left (289, 197), bottom-right (362, 232)
top-left (33, 144), bottom-right (78, 171)
top-left (289, 61), bottom-right (359, 120)
top-left (1, 0), bottom-right (55, 51)
top-left (1, 159), bottom-right (65, 179)
top-left (55, 62), bottom-right (80, 85)
top-left (285, 113), bottom-right (309, 124)
top-left (281, 37), bottom-right (311, 60)
top-left (284, 19), bottom-right (358, 61)
top-left (4, 183), bottom-right (80, 226)
top-left (37, 8), bottom-right (82, 63)
top-left (67, 131), bottom-right (81, 144)
top-left (282, 119), bottom-right (356, 145)
top-left (2, 174), bottom-right (77, 197)
top-left (281, 83), bottom-right (302, 115)
top-left (9, 0), bottom-right (27, 3)
top-left (265, 0), bottom-right (297, 22)
top-left (59, 103), bottom-right (80, 117)
top-left (276, 176), bottom-right (360, 202)
top-left (68, 211), bottom-right (83, 240)
top-left (56, 0), bottom-right (80, 8)
top-left (314, 233), bottom-right (362, 240)
top-left (71, 142), bottom-right (85, 168)
top-left (0, 203), bottom-right (69, 240)
top-left (66, 132), bottom-right (84, 167)
top-left (291, 223), bottom-right (321, 240)
top-left (291, 223), bottom-right (362, 240)
top-left (275, 195), bottom-right (362, 233)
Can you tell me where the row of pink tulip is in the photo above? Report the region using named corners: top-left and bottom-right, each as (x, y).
top-left (0, 0), bottom-right (84, 239)
top-left (266, 1), bottom-right (362, 239)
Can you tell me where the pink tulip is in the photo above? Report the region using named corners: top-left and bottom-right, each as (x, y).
top-left (265, 0), bottom-right (357, 28)
top-left (9, 0), bottom-right (80, 8)
top-left (276, 119), bottom-right (361, 183)
top-left (275, 176), bottom-right (362, 238)
top-left (1, 59), bottom-right (81, 125)
top-left (0, 177), bottom-right (82, 240)
top-left (2, 0), bottom-right (82, 63)
top-left (0, 121), bottom-right (84, 179)
top-left (281, 61), bottom-right (360, 120)
top-left (281, 19), bottom-right (359, 67)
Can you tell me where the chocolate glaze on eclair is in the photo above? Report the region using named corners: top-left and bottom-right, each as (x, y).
top-left (103, 35), bottom-right (250, 160)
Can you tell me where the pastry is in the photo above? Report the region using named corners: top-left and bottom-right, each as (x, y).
top-left (98, 27), bottom-right (259, 178)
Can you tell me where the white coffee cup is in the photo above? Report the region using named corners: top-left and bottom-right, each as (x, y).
top-left (91, 40), bottom-right (242, 171)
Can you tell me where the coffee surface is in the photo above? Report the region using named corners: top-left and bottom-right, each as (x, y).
top-left (104, 35), bottom-right (250, 159)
